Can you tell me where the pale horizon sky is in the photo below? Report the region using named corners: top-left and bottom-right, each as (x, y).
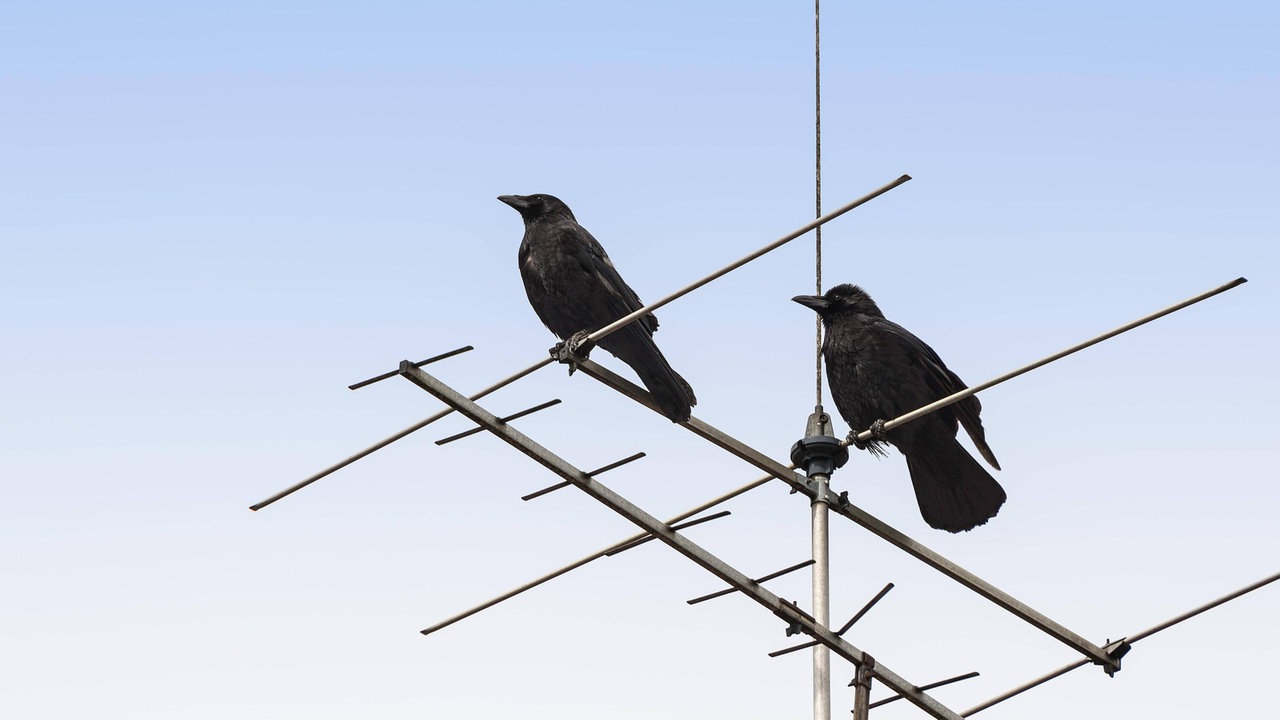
top-left (2, 2), bottom-right (1276, 719)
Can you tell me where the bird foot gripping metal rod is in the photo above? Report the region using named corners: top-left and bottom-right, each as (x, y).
top-left (248, 174), bottom-right (911, 511)
top-left (846, 277), bottom-right (1248, 448)
top-left (571, 356), bottom-right (1121, 670)
top-left (398, 361), bottom-right (963, 720)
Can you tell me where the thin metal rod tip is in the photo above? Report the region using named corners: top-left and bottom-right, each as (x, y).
top-left (837, 582), bottom-right (895, 635)
top-left (866, 671), bottom-right (980, 706)
top-left (843, 276), bottom-right (1250, 448)
top-left (248, 355), bottom-right (554, 512)
top-left (349, 346), bottom-right (474, 390)
top-left (435, 399), bottom-right (562, 445)
top-left (687, 559), bottom-right (815, 605)
top-left (581, 174), bottom-right (912, 349)
top-left (604, 510), bottom-right (732, 556)
top-left (521, 452), bottom-right (647, 501)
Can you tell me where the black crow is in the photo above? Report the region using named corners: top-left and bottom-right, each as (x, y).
top-left (499, 193), bottom-right (696, 422)
top-left (793, 284), bottom-right (1004, 532)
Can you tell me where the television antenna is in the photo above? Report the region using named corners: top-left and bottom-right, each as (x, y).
top-left (250, 4), bottom-right (1273, 718)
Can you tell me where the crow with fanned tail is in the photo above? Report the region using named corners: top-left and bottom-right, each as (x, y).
top-left (793, 284), bottom-right (1005, 532)
top-left (499, 193), bottom-right (697, 422)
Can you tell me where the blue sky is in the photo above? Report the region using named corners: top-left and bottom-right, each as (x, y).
top-left (2, 2), bottom-right (1276, 719)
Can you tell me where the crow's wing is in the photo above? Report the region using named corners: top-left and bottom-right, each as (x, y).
top-left (872, 317), bottom-right (1000, 470)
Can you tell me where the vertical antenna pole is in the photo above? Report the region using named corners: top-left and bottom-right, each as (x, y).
top-left (812, 5), bottom-right (830, 720)
top-left (812, 472), bottom-right (832, 720)
top-left (813, 0), bottom-right (824, 410)
top-left (794, 411), bottom-right (846, 720)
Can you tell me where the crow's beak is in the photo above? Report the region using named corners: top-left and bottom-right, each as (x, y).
top-left (792, 294), bottom-right (828, 312)
top-left (497, 194), bottom-right (530, 210)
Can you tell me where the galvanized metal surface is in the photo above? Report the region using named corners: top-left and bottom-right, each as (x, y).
top-left (962, 570), bottom-right (1280, 716)
top-left (574, 357), bottom-right (1119, 670)
top-left (605, 511), bottom-right (732, 556)
top-left (521, 451), bottom-right (647, 501)
top-left (811, 473), bottom-right (832, 720)
top-left (687, 560), bottom-right (816, 605)
top-left (399, 362), bottom-right (964, 720)
top-left (868, 671), bottom-right (980, 710)
top-left (434, 398), bottom-right (561, 445)
top-left (770, 583), bottom-right (894, 658)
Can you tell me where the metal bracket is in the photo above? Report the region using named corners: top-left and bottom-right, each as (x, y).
top-left (790, 408), bottom-right (849, 481)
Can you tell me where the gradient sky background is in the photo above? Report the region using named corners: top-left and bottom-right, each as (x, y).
top-left (2, 2), bottom-right (1277, 719)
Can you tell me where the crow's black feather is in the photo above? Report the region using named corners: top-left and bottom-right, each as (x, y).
top-left (500, 193), bottom-right (696, 422)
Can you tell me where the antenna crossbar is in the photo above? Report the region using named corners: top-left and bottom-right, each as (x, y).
top-left (572, 356), bottom-right (1119, 669)
top-left (435, 398), bottom-right (561, 445)
top-left (963, 570), bottom-right (1280, 716)
top-left (688, 560), bottom-right (816, 605)
top-left (251, 176), bottom-right (909, 511)
top-left (348, 345), bottom-right (475, 390)
top-left (398, 360), bottom-right (963, 720)
top-left (522, 451), bottom-right (647, 501)
top-left (421, 474), bottom-right (774, 636)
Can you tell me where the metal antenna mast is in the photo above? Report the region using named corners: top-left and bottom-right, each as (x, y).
top-left (810, 2), bottom-right (833, 719)
top-left (247, 12), bottom-right (1271, 719)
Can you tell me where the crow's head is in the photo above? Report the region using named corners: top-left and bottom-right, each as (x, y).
top-left (497, 193), bottom-right (575, 223)
top-left (792, 283), bottom-right (883, 320)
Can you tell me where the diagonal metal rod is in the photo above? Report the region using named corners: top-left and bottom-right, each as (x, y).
top-left (251, 178), bottom-right (906, 511)
top-left (605, 511), bottom-right (732, 556)
top-left (846, 277), bottom-right (1247, 447)
top-left (583, 174), bottom-right (910, 349)
top-left (399, 361), bottom-right (963, 720)
top-left (838, 582), bottom-right (895, 635)
top-left (688, 560), bottom-right (816, 605)
top-left (574, 357), bottom-right (1119, 669)
top-left (962, 570), bottom-right (1280, 717)
top-left (348, 345), bottom-right (474, 390)
top-left (436, 399), bottom-right (561, 445)
top-left (522, 452), bottom-right (647, 501)
top-left (770, 582), bottom-right (894, 657)
top-left (249, 357), bottom-right (553, 511)
top-left (868, 671), bottom-right (980, 708)
top-left (421, 473), bottom-right (776, 636)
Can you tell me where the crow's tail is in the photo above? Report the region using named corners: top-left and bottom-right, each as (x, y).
top-left (600, 327), bottom-right (697, 423)
top-left (903, 436), bottom-right (1006, 532)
